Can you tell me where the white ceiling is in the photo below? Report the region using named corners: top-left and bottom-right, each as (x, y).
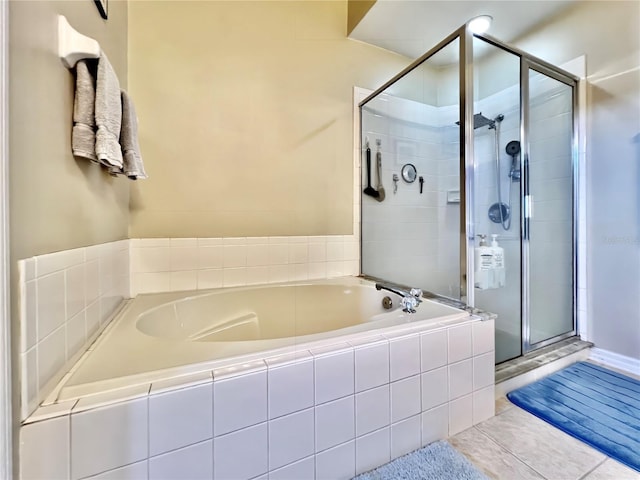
top-left (349, 0), bottom-right (577, 59)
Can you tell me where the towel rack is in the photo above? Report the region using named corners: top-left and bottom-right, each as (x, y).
top-left (58, 15), bottom-right (100, 68)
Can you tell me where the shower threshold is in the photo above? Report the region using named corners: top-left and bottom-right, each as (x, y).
top-left (495, 337), bottom-right (593, 390)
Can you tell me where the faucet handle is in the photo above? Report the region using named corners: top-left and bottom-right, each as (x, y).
top-left (410, 288), bottom-right (423, 299)
top-left (400, 296), bottom-right (418, 314)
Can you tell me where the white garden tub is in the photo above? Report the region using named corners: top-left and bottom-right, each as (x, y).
top-left (49, 277), bottom-right (472, 402)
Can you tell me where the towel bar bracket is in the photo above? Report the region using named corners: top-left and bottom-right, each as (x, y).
top-left (58, 15), bottom-right (100, 69)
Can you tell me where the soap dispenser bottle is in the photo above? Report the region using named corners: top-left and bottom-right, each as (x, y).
top-left (474, 234), bottom-right (493, 290)
top-left (490, 234), bottom-right (505, 288)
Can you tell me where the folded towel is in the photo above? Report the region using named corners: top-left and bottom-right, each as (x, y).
top-left (94, 51), bottom-right (123, 170)
top-left (119, 90), bottom-right (148, 180)
top-left (71, 60), bottom-right (98, 162)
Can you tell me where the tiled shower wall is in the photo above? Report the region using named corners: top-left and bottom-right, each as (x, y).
top-left (18, 241), bottom-right (130, 420)
top-left (360, 92), bottom-right (460, 297)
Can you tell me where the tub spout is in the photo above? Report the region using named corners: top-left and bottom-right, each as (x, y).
top-left (375, 283), bottom-right (422, 313)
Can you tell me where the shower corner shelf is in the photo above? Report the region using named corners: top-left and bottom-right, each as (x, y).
top-left (58, 15), bottom-right (100, 69)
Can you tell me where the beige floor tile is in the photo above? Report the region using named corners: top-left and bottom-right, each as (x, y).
top-left (451, 426), bottom-right (545, 480)
top-left (582, 459), bottom-right (640, 480)
top-left (495, 396), bottom-right (514, 415)
top-left (476, 407), bottom-right (606, 480)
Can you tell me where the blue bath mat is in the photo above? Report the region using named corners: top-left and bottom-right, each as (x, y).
top-left (353, 440), bottom-right (488, 480)
top-left (507, 361), bottom-right (640, 472)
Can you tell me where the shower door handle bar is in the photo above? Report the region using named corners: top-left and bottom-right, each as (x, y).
top-left (522, 155), bottom-right (530, 241)
top-left (524, 196), bottom-right (533, 219)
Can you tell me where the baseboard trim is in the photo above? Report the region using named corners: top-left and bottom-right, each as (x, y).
top-left (589, 348), bottom-right (640, 377)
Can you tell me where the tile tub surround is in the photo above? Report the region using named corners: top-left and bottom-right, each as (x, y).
top-left (20, 317), bottom-right (495, 480)
top-left (18, 240), bottom-right (130, 420)
top-left (130, 236), bottom-right (361, 296)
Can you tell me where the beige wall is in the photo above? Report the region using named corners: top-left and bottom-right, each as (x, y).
top-left (513, 0), bottom-right (640, 360)
top-left (128, 0), bottom-right (409, 238)
top-left (9, 0), bottom-right (129, 469)
top-left (10, 0), bottom-right (129, 262)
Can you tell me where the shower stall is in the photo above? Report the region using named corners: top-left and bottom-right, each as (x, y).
top-left (359, 26), bottom-right (578, 363)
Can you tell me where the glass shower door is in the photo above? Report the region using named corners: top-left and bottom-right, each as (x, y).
top-left (360, 38), bottom-right (462, 300)
top-left (524, 62), bottom-right (576, 349)
top-left (471, 37), bottom-right (523, 363)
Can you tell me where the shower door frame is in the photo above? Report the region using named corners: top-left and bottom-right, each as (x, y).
top-left (467, 32), bottom-right (580, 355)
top-left (358, 25), bottom-right (580, 358)
top-left (519, 58), bottom-right (580, 353)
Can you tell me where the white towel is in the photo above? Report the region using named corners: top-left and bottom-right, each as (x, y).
top-left (71, 60), bottom-right (97, 162)
top-left (119, 90), bottom-right (148, 180)
top-left (94, 51), bottom-right (123, 170)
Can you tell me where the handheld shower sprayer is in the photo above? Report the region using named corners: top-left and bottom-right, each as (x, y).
top-left (506, 140), bottom-right (521, 182)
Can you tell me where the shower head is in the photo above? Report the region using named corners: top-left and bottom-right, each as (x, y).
top-left (455, 113), bottom-right (496, 130)
top-left (473, 113), bottom-right (495, 130)
top-left (506, 140), bottom-right (521, 157)
top-left (455, 113), bottom-right (504, 130)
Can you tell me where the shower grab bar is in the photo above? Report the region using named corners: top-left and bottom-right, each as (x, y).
top-left (58, 15), bottom-right (100, 68)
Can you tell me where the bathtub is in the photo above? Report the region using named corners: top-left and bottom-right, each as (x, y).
top-left (47, 277), bottom-right (472, 403)
top-left (28, 276), bottom-right (495, 480)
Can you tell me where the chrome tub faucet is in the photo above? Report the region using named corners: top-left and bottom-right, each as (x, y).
top-left (375, 283), bottom-right (423, 313)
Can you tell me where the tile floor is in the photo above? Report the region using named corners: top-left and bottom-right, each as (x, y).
top-left (451, 396), bottom-right (640, 480)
